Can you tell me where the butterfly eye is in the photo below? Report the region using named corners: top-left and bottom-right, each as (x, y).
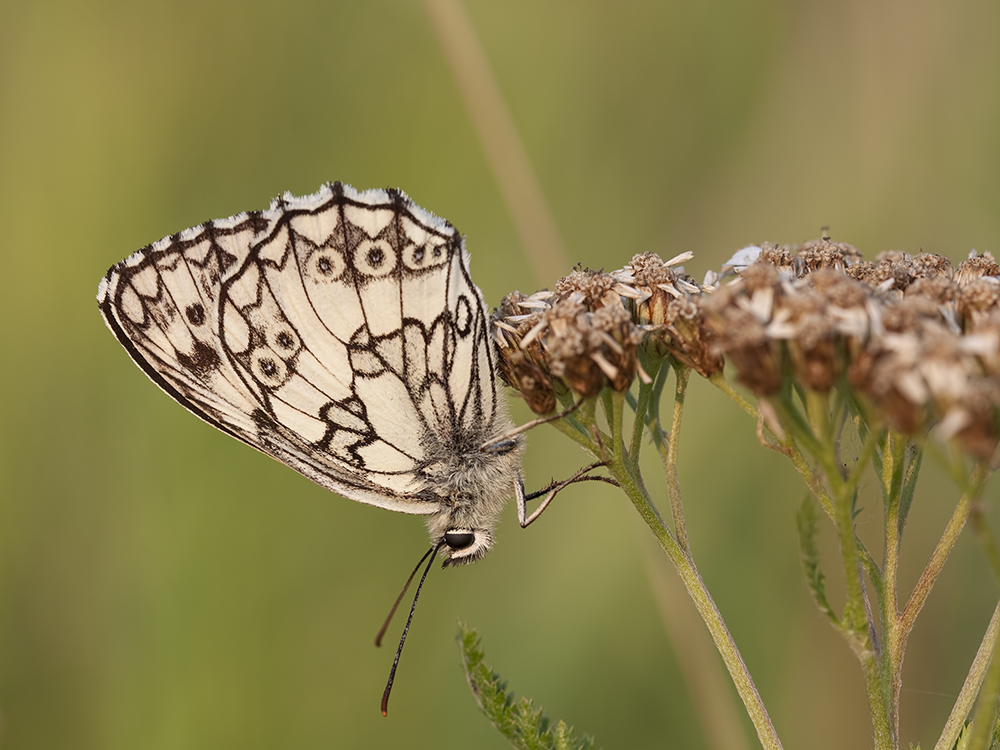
top-left (444, 531), bottom-right (475, 550)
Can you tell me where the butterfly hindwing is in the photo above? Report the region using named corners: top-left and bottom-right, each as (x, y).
top-left (98, 182), bottom-right (502, 515)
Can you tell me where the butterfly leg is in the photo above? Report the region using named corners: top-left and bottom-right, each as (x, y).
top-left (516, 461), bottom-right (617, 528)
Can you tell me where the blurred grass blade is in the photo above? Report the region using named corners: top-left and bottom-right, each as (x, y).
top-left (421, 0), bottom-right (568, 285)
top-left (458, 623), bottom-right (597, 750)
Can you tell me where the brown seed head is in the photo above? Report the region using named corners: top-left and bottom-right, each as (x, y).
top-left (955, 251), bottom-right (1000, 286)
top-left (794, 238), bottom-right (863, 274)
top-left (492, 271), bottom-right (644, 406)
top-left (611, 252), bottom-right (722, 376)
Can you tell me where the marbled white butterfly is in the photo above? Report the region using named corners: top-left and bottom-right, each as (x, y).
top-left (97, 183), bottom-right (528, 569)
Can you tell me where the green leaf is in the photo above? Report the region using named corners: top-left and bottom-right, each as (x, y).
top-left (954, 720), bottom-right (971, 750)
top-left (458, 623), bottom-right (598, 750)
top-left (898, 444), bottom-right (923, 533)
top-left (797, 494), bottom-right (839, 624)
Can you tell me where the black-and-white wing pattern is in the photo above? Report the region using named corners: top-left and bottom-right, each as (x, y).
top-left (98, 182), bottom-right (523, 565)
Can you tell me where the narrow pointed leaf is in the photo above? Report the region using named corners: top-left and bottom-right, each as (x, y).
top-left (459, 623), bottom-right (597, 750)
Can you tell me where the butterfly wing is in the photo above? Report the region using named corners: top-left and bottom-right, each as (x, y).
top-left (98, 182), bottom-right (502, 515)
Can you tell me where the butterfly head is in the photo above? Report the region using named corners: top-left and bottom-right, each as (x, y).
top-left (439, 527), bottom-right (493, 567)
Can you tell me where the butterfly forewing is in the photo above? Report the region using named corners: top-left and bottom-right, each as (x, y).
top-left (98, 183), bottom-right (506, 516)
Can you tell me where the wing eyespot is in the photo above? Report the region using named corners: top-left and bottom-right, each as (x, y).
top-left (353, 239), bottom-right (396, 277)
top-left (313, 251), bottom-right (347, 281)
top-left (250, 350), bottom-right (288, 387)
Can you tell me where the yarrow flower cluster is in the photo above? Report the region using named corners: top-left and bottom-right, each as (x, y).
top-left (493, 239), bottom-right (1000, 460)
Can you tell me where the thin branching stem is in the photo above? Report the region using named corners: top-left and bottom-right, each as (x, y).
top-left (610, 390), bottom-right (627, 469)
top-left (901, 464), bottom-right (988, 635)
top-left (708, 373), bottom-right (837, 518)
top-left (800, 391), bottom-right (893, 748)
top-left (786, 442), bottom-right (837, 520)
top-left (775, 392), bottom-right (824, 461)
top-left (546, 411), bottom-right (600, 454)
top-left (898, 445), bottom-right (923, 532)
top-left (707, 372), bottom-right (756, 419)
top-left (970, 503), bottom-right (1000, 583)
top-left (665, 365), bottom-right (691, 553)
top-left (591, 387), bottom-right (783, 750)
top-left (880, 436), bottom-right (906, 744)
top-left (935, 598), bottom-right (1000, 750)
top-left (629, 376), bottom-right (655, 468)
top-left (844, 429), bottom-right (883, 502)
top-left (833, 461), bottom-right (894, 748)
top-left (612, 461), bottom-right (782, 749)
top-left (969, 632), bottom-right (1000, 750)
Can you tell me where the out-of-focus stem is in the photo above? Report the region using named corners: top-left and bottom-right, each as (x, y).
top-left (968, 632), bottom-right (1000, 750)
top-left (420, 0), bottom-right (568, 285)
top-left (900, 464), bottom-right (986, 634)
top-left (935, 598), bottom-right (1000, 750)
top-left (970, 503), bottom-right (1000, 583)
top-left (708, 371), bottom-right (756, 419)
top-left (611, 390), bottom-right (626, 469)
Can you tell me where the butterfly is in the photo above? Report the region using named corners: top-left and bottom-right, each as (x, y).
top-left (97, 182), bottom-right (530, 567)
top-left (98, 183), bottom-right (610, 713)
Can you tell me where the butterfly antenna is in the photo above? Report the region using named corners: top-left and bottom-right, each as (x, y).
top-left (380, 543), bottom-right (441, 717)
top-left (374, 545), bottom-right (435, 648)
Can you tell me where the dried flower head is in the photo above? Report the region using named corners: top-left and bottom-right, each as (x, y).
top-left (492, 291), bottom-right (558, 415)
top-left (611, 252), bottom-right (723, 377)
top-left (492, 269), bottom-right (643, 410)
top-left (794, 237), bottom-right (863, 273)
top-left (493, 240), bottom-right (1000, 460)
top-left (955, 251), bottom-right (1000, 286)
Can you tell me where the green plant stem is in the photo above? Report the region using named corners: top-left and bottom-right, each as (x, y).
top-left (665, 366), bottom-right (691, 553)
top-left (879, 437), bottom-right (905, 745)
top-left (774, 391), bottom-right (824, 460)
top-left (800, 390), bottom-right (892, 748)
top-left (935, 598), bottom-right (1000, 750)
top-left (970, 502), bottom-right (1000, 583)
top-left (900, 464), bottom-right (987, 635)
top-left (629, 375), bottom-right (655, 467)
top-left (627, 498), bottom-right (775, 743)
top-left (610, 390), bottom-right (627, 468)
top-left (969, 630), bottom-right (1000, 750)
top-left (708, 373), bottom-right (836, 519)
top-left (547, 408), bottom-right (601, 453)
top-left (592, 386), bottom-right (782, 749)
top-left (613, 461), bottom-right (781, 748)
top-left (831, 458), bottom-right (895, 748)
top-left (804, 390), bottom-right (833, 448)
top-left (708, 371), bottom-right (757, 419)
top-left (786, 441), bottom-right (837, 520)
top-left (897, 444), bottom-right (923, 531)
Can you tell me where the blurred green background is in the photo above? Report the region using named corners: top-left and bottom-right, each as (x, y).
top-left (2, 0), bottom-right (1000, 748)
